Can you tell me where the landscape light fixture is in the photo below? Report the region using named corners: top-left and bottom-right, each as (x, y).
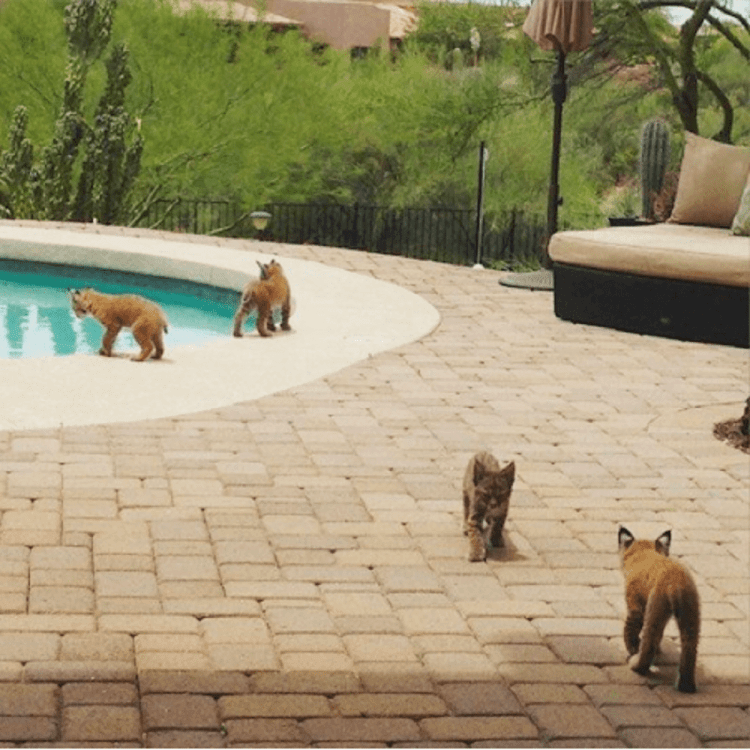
top-left (250, 211), bottom-right (272, 231)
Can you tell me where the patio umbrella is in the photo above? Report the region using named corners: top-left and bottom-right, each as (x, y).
top-left (500, 0), bottom-right (593, 290)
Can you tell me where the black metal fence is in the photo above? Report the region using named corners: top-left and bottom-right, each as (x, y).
top-left (135, 197), bottom-right (601, 268)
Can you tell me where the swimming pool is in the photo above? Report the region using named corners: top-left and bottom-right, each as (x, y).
top-left (0, 224), bottom-right (440, 430)
top-left (0, 260), bottom-right (238, 358)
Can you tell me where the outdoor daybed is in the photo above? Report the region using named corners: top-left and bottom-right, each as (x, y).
top-left (548, 133), bottom-right (750, 349)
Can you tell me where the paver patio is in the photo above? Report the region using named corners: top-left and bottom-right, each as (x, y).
top-left (0, 222), bottom-right (747, 746)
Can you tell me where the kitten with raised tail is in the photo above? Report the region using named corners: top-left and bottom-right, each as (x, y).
top-left (618, 526), bottom-right (700, 693)
top-left (462, 452), bottom-right (515, 562)
top-left (233, 259), bottom-right (292, 338)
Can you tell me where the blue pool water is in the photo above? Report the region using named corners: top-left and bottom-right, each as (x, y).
top-left (0, 260), bottom-right (239, 358)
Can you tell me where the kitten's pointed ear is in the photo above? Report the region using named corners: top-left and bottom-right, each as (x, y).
top-left (618, 526), bottom-right (635, 550)
top-left (472, 456), bottom-right (485, 485)
top-left (502, 461), bottom-right (516, 483)
top-left (655, 530), bottom-right (671, 556)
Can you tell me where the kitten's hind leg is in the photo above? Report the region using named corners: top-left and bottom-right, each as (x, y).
top-left (624, 608), bottom-right (643, 656)
top-left (152, 329), bottom-right (165, 360)
top-left (676, 612), bottom-right (699, 693)
top-left (281, 297), bottom-right (292, 331)
top-left (131, 322), bottom-right (154, 362)
top-left (232, 299), bottom-right (250, 337)
top-left (629, 595), bottom-right (668, 675)
top-left (256, 303), bottom-right (272, 337)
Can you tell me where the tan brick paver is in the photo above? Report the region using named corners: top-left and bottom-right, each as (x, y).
top-left (141, 693), bottom-right (220, 730)
top-left (63, 704), bottom-right (141, 742)
top-left (0, 223), bottom-right (746, 745)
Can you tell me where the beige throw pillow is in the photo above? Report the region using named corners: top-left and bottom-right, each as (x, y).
top-left (731, 175), bottom-right (750, 235)
top-left (669, 132), bottom-right (750, 227)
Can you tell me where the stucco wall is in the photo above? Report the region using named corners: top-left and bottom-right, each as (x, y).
top-left (267, 0), bottom-right (393, 48)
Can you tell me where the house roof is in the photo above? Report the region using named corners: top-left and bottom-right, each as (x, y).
top-left (375, 3), bottom-right (418, 38)
top-left (172, 0), bottom-right (300, 27)
top-left (172, 0), bottom-right (418, 48)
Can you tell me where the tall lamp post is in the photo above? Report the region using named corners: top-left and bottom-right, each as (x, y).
top-left (500, 0), bottom-right (593, 291)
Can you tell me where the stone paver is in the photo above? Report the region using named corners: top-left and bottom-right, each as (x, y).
top-left (0, 222), bottom-right (747, 746)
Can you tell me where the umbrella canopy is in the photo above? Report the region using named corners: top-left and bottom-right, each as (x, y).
top-left (522, 0), bottom-right (593, 53)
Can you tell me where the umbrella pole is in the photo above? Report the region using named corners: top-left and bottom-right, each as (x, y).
top-left (545, 40), bottom-right (567, 268)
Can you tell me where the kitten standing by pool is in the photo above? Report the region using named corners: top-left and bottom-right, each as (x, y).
top-left (233, 259), bottom-right (292, 338)
top-left (69, 288), bottom-right (168, 362)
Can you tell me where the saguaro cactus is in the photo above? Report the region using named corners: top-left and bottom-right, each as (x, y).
top-left (639, 119), bottom-right (670, 221)
top-left (0, 107), bottom-right (36, 217)
top-left (40, 0), bottom-right (117, 220)
top-left (1, 0), bottom-right (141, 223)
top-left (72, 43), bottom-right (144, 224)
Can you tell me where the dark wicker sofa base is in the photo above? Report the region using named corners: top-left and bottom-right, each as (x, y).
top-left (553, 263), bottom-right (749, 349)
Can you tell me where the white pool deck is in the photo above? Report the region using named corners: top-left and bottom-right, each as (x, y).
top-left (0, 223), bottom-right (440, 431)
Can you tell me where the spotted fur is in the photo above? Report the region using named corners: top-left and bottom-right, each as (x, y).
top-left (462, 452), bottom-right (515, 562)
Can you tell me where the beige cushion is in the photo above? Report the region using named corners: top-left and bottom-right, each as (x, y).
top-left (732, 175), bottom-right (750, 236)
top-left (668, 132), bottom-right (750, 227)
top-left (549, 224), bottom-right (750, 287)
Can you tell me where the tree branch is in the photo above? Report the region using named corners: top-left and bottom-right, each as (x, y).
top-left (621, 0), bottom-right (681, 95)
top-left (696, 69), bottom-right (734, 142)
top-left (704, 16), bottom-right (750, 61)
top-left (637, 0), bottom-right (750, 33)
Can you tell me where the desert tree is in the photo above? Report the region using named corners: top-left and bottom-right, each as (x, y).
top-left (592, 0), bottom-right (749, 142)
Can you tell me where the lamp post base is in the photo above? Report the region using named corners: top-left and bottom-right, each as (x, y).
top-left (498, 268), bottom-right (554, 291)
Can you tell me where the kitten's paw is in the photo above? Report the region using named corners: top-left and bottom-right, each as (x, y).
top-left (467, 543), bottom-right (486, 562)
top-left (628, 654), bottom-right (652, 675)
top-left (676, 673), bottom-right (696, 693)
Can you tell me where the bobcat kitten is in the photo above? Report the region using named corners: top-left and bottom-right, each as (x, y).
top-left (462, 452), bottom-right (515, 562)
top-left (69, 288), bottom-right (168, 362)
top-left (618, 526), bottom-right (700, 693)
top-left (233, 259), bottom-right (292, 338)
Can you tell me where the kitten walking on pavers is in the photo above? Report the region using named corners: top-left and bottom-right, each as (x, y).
top-left (462, 451), bottom-right (515, 562)
top-left (618, 526), bottom-right (701, 693)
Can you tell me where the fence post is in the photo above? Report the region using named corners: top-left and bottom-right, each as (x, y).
top-left (474, 141), bottom-right (488, 266)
